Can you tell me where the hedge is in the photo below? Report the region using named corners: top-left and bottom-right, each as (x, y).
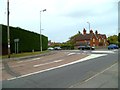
top-left (1, 24), bottom-right (48, 54)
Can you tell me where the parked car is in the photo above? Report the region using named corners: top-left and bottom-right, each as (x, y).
top-left (78, 45), bottom-right (95, 50)
top-left (48, 47), bottom-right (54, 50)
top-left (54, 47), bottom-right (62, 50)
top-left (108, 44), bottom-right (119, 49)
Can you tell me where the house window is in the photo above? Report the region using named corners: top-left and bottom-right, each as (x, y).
top-left (88, 41), bottom-right (90, 45)
top-left (99, 39), bottom-right (101, 42)
top-left (93, 38), bottom-right (95, 42)
top-left (104, 39), bottom-right (106, 42)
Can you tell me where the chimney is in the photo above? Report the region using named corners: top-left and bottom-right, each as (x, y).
top-left (78, 31), bottom-right (81, 34)
top-left (83, 28), bottom-right (86, 35)
top-left (95, 30), bottom-right (98, 34)
top-left (90, 30), bottom-right (93, 34)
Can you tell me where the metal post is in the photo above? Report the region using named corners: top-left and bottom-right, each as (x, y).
top-left (87, 22), bottom-right (90, 31)
top-left (40, 9), bottom-right (46, 52)
top-left (15, 42), bottom-right (16, 54)
top-left (7, 0), bottom-right (10, 58)
top-left (17, 42), bottom-right (18, 54)
top-left (40, 11), bottom-right (42, 52)
top-left (14, 39), bottom-right (19, 54)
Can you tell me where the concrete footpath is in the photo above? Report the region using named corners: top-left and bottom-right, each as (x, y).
top-left (71, 63), bottom-right (118, 88)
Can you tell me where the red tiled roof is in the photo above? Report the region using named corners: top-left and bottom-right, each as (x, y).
top-left (96, 34), bottom-right (106, 39)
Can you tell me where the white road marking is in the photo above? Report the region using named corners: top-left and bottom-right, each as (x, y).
top-left (92, 50), bottom-right (114, 53)
top-left (82, 63), bottom-right (118, 83)
top-left (17, 58), bottom-right (41, 63)
top-left (32, 58), bottom-right (41, 60)
top-left (69, 63), bottom-right (118, 88)
top-left (83, 51), bottom-right (88, 53)
top-left (67, 53), bottom-right (75, 56)
top-left (2, 58), bottom-right (42, 69)
top-left (11, 64), bottom-right (25, 68)
top-left (113, 49), bottom-right (118, 51)
top-left (33, 62), bottom-right (54, 67)
top-left (33, 59), bottom-right (63, 67)
top-left (79, 54), bottom-right (107, 61)
top-left (54, 59), bottom-right (63, 62)
top-left (8, 54), bottom-right (108, 81)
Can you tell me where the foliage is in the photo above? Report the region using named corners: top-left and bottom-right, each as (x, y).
top-left (107, 35), bottom-right (118, 45)
top-left (118, 33), bottom-right (120, 47)
top-left (68, 32), bottom-right (80, 45)
top-left (69, 33), bottom-right (79, 40)
top-left (118, 33), bottom-right (120, 42)
top-left (1, 24), bottom-right (48, 54)
top-left (60, 42), bottom-right (74, 50)
top-left (52, 43), bottom-right (61, 47)
top-left (2, 50), bottom-right (49, 59)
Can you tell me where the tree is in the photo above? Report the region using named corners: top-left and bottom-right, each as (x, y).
top-left (118, 33), bottom-right (120, 42)
top-left (107, 35), bottom-right (118, 45)
top-left (118, 33), bottom-right (120, 47)
top-left (60, 42), bottom-right (74, 50)
top-left (68, 32), bottom-right (80, 45)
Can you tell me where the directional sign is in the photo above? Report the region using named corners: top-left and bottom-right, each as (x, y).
top-left (14, 39), bottom-right (19, 42)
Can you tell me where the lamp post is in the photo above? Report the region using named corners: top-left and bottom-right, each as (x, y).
top-left (40, 9), bottom-right (46, 52)
top-left (87, 22), bottom-right (90, 31)
top-left (7, 0), bottom-right (10, 58)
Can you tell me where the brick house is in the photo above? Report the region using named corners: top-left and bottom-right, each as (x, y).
top-left (48, 40), bottom-right (61, 47)
top-left (74, 28), bottom-right (108, 48)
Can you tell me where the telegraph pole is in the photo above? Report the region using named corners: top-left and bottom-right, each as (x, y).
top-left (7, 0), bottom-right (10, 58)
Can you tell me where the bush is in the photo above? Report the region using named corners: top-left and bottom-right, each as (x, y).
top-left (1, 24), bottom-right (48, 54)
top-left (61, 44), bottom-right (74, 50)
top-left (118, 42), bottom-right (120, 48)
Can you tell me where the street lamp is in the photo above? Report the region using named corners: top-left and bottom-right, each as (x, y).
top-left (7, 0), bottom-right (10, 58)
top-left (87, 22), bottom-right (90, 31)
top-left (40, 9), bottom-right (46, 52)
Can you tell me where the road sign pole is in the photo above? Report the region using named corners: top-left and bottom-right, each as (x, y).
top-left (17, 42), bottom-right (18, 54)
top-left (15, 42), bottom-right (16, 54)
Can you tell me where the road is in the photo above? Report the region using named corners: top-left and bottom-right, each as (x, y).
top-left (2, 50), bottom-right (118, 88)
top-left (71, 63), bottom-right (118, 88)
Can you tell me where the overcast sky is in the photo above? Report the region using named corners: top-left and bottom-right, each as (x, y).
top-left (0, 0), bottom-right (119, 42)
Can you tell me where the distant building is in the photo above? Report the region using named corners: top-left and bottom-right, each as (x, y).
top-left (48, 40), bottom-right (61, 47)
top-left (73, 28), bottom-right (108, 48)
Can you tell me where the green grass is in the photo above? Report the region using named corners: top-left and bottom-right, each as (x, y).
top-left (1, 50), bottom-right (50, 59)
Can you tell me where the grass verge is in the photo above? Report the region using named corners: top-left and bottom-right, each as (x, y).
top-left (1, 50), bottom-right (50, 59)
